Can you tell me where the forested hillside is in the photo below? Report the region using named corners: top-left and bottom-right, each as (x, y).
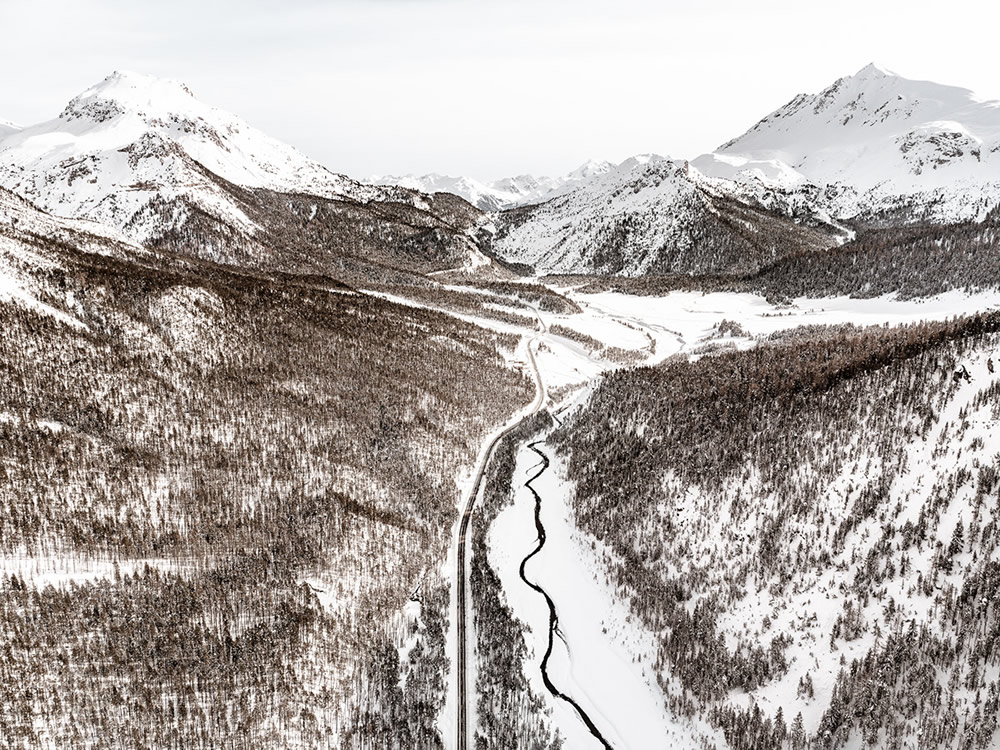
top-left (556, 210), bottom-right (1000, 303)
top-left (750, 212), bottom-right (1000, 300)
top-left (553, 316), bottom-right (1000, 749)
top-left (0, 206), bottom-right (532, 748)
top-left (491, 158), bottom-right (840, 278)
top-left (140, 172), bottom-right (488, 286)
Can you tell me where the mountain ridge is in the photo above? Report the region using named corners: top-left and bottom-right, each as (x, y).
top-left (6, 64), bottom-right (1000, 283)
top-left (692, 62), bottom-right (1000, 225)
top-left (490, 155), bottom-right (843, 277)
top-left (368, 158), bottom-right (616, 211)
top-left (381, 63), bottom-right (1000, 242)
top-left (0, 70), bottom-right (371, 236)
top-left (0, 70), bottom-right (495, 283)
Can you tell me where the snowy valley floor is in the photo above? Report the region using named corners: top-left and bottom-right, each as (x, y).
top-left (465, 285), bottom-right (1000, 748)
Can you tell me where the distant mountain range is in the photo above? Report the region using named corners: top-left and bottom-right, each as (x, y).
top-left (0, 71), bottom-right (488, 283)
top-left (694, 62), bottom-right (1000, 225)
top-left (372, 63), bottom-right (1000, 275)
top-left (368, 159), bottom-right (615, 212)
top-left (5, 64), bottom-right (1000, 281)
top-left (376, 63), bottom-right (1000, 225)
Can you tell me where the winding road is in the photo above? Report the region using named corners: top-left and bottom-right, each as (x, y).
top-left (455, 299), bottom-right (626, 749)
top-left (455, 334), bottom-right (546, 750)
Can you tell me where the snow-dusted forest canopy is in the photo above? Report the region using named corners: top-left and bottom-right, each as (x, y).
top-left (3, 61), bottom-right (1000, 750)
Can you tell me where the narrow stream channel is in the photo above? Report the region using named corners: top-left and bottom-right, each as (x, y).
top-left (518, 440), bottom-right (615, 750)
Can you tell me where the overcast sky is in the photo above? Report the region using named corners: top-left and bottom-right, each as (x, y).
top-left (2, 0), bottom-right (998, 181)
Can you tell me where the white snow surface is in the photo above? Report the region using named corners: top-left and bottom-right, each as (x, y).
top-left (491, 155), bottom-right (702, 275)
top-left (0, 255), bottom-right (82, 329)
top-left (566, 288), bottom-right (1000, 357)
top-left (0, 119), bottom-right (21, 137)
top-left (471, 282), bottom-right (1000, 747)
top-left (488, 426), bottom-right (716, 748)
top-left (693, 63), bottom-right (1000, 223)
top-left (0, 552), bottom-right (195, 587)
top-left (0, 71), bottom-right (392, 241)
top-left (369, 158), bottom-right (615, 211)
top-left (0, 186), bottom-right (158, 328)
top-left (0, 206), bottom-right (91, 328)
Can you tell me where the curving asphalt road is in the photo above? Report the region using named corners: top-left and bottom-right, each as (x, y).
top-left (456, 331), bottom-right (546, 750)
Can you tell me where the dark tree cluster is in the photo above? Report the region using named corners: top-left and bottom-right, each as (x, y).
top-left (468, 413), bottom-right (563, 750)
top-left (548, 209), bottom-right (1000, 303)
top-left (455, 281), bottom-right (581, 315)
top-left (0, 218), bottom-right (533, 748)
top-left (551, 313), bottom-right (1000, 748)
top-left (750, 210), bottom-right (1000, 300)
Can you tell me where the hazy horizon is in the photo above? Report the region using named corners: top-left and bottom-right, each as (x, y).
top-left (3, 0), bottom-right (998, 182)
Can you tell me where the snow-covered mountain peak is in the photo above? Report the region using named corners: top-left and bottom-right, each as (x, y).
top-left (566, 158), bottom-right (614, 180)
top-left (0, 71), bottom-right (374, 240)
top-left (61, 70), bottom-right (198, 122)
top-left (715, 64), bottom-right (1000, 173)
top-left (854, 61), bottom-right (897, 79)
top-left (694, 64), bottom-right (1000, 223)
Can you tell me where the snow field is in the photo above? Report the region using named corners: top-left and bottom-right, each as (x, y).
top-left (476, 284), bottom-right (1000, 747)
top-left (0, 552), bottom-right (197, 587)
top-left (488, 438), bottom-right (714, 747)
top-left (438, 333), bottom-right (546, 749)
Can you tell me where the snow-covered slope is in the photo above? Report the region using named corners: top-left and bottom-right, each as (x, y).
top-left (491, 154), bottom-right (839, 276)
top-left (554, 312), bottom-right (1000, 747)
top-left (0, 185), bottom-right (165, 332)
top-left (0, 119), bottom-right (20, 138)
top-left (0, 186), bottom-right (150, 261)
top-left (0, 71), bottom-right (386, 241)
top-left (370, 159), bottom-right (613, 211)
top-left (0, 72), bottom-right (494, 281)
top-left (693, 63), bottom-right (1000, 224)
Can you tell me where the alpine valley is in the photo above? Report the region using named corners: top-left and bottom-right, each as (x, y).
top-left (2, 64), bottom-right (999, 750)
